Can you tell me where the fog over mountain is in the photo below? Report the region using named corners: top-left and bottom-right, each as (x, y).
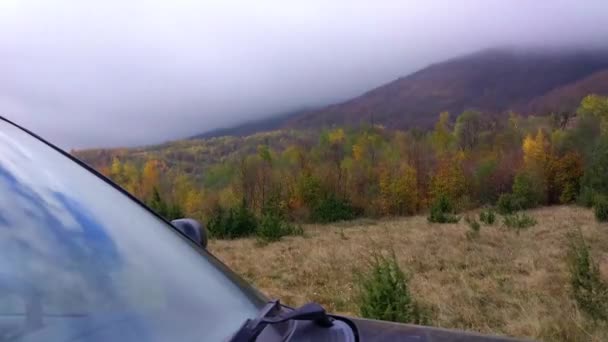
top-left (285, 48), bottom-right (608, 130)
top-left (2, 1), bottom-right (608, 148)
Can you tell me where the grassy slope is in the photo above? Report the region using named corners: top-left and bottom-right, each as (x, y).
top-left (210, 206), bottom-right (608, 341)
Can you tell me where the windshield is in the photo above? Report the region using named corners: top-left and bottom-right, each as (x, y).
top-left (0, 118), bottom-right (264, 342)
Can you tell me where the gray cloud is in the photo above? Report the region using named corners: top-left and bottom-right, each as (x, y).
top-left (1, 0), bottom-right (607, 149)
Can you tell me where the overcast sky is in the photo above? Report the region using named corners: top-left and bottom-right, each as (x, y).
top-left (2, 0), bottom-right (607, 149)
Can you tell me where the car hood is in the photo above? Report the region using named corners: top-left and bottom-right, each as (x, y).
top-left (346, 317), bottom-right (529, 342)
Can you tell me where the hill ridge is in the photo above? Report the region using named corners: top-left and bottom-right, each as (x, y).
top-left (285, 48), bottom-right (608, 130)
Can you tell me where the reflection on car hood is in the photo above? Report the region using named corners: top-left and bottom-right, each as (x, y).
top-left (0, 115), bottom-right (264, 341)
top-left (347, 317), bottom-right (528, 342)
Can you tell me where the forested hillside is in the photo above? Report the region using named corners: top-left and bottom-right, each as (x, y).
top-left (75, 95), bottom-right (608, 228)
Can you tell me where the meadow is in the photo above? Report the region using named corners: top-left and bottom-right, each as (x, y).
top-left (210, 206), bottom-right (608, 341)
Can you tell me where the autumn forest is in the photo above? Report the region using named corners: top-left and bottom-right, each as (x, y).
top-left (75, 95), bottom-right (608, 234)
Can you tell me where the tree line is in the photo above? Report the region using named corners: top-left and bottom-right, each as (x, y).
top-left (98, 94), bottom-right (608, 234)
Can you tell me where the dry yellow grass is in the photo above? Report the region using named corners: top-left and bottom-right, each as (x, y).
top-left (210, 206), bottom-right (608, 341)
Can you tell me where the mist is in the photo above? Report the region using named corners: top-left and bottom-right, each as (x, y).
top-left (1, 0), bottom-right (607, 149)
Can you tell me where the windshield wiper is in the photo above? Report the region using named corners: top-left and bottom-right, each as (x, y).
top-left (229, 300), bottom-right (333, 342)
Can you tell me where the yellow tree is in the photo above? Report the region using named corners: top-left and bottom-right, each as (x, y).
top-left (141, 159), bottom-right (161, 200)
top-left (352, 129), bottom-right (383, 165)
top-left (522, 129), bottom-right (548, 169)
top-left (172, 174), bottom-right (194, 206)
top-left (378, 163), bottom-right (418, 216)
top-left (109, 157), bottom-right (123, 183)
top-left (121, 162), bottom-right (141, 197)
top-left (350, 132), bottom-right (373, 189)
top-left (328, 128), bottom-right (345, 145)
top-left (430, 152), bottom-right (466, 203)
top-left (184, 188), bottom-right (204, 219)
top-left (431, 112), bottom-right (454, 155)
top-left (352, 140), bottom-right (367, 162)
top-left (394, 164), bottom-right (418, 215)
top-left (518, 129), bottom-right (550, 205)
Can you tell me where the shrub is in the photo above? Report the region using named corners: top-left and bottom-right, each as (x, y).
top-left (207, 201), bottom-right (257, 239)
top-left (454, 195), bottom-right (476, 213)
top-left (503, 212), bottom-right (537, 231)
top-left (580, 136), bottom-right (608, 201)
top-left (594, 195), bottom-right (608, 222)
top-left (256, 197), bottom-right (303, 242)
top-left (567, 232), bottom-right (608, 321)
top-left (231, 201), bottom-right (259, 237)
top-left (473, 158), bottom-right (499, 204)
top-left (296, 174), bottom-right (324, 208)
top-left (465, 216), bottom-right (481, 240)
top-left (310, 194), bottom-right (357, 223)
top-left (554, 152), bottom-right (584, 204)
top-left (512, 172), bottom-right (545, 209)
top-left (427, 194), bottom-right (460, 223)
top-left (577, 186), bottom-right (596, 208)
top-left (357, 252), bottom-right (429, 324)
top-left (479, 208), bottom-right (496, 225)
top-left (256, 212), bottom-right (303, 242)
top-left (496, 193), bottom-right (522, 215)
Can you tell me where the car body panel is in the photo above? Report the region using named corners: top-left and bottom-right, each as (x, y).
top-left (346, 317), bottom-right (528, 341)
top-left (0, 117), bottom-right (266, 341)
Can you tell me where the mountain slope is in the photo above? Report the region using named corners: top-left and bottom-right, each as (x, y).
top-left (523, 69), bottom-right (608, 114)
top-left (191, 108), bottom-right (311, 139)
top-left (286, 48), bottom-right (608, 129)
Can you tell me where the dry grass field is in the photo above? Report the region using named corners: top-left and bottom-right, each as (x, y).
top-left (210, 206), bottom-right (608, 341)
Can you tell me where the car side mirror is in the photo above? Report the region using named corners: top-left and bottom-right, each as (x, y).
top-left (171, 218), bottom-right (208, 249)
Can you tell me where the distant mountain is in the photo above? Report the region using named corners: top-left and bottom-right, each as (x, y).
top-left (191, 108), bottom-right (312, 139)
top-left (523, 69), bottom-right (608, 114)
top-left (286, 48), bottom-right (608, 129)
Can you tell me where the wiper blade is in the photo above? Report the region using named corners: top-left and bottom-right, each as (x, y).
top-left (229, 300), bottom-right (333, 342)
